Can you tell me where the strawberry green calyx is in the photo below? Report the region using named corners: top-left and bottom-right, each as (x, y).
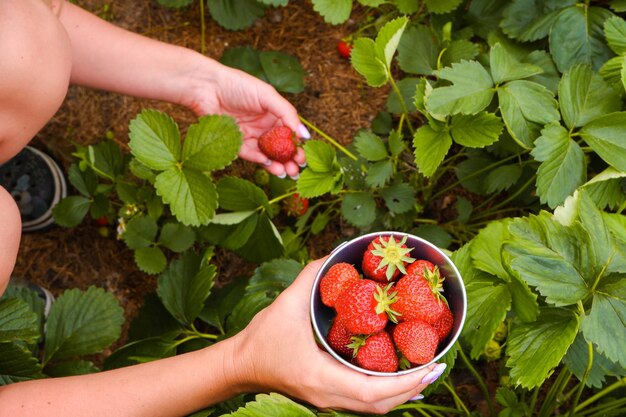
top-left (371, 235), bottom-right (416, 280)
top-left (423, 265), bottom-right (445, 299)
top-left (374, 284), bottom-right (401, 324)
top-left (347, 335), bottom-right (367, 358)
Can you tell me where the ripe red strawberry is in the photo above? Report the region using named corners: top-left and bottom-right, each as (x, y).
top-left (406, 259), bottom-right (436, 278)
top-left (258, 126), bottom-right (296, 163)
top-left (362, 235), bottom-right (416, 282)
top-left (337, 40), bottom-right (353, 59)
top-left (393, 320), bottom-right (439, 365)
top-left (319, 262), bottom-right (360, 308)
top-left (350, 331), bottom-right (398, 373)
top-left (394, 273), bottom-right (447, 324)
top-left (432, 303), bottom-right (454, 342)
top-left (95, 216), bottom-right (109, 226)
top-left (284, 193), bottom-right (309, 217)
top-left (327, 318), bottom-right (355, 358)
top-left (335, 279), bottom-right (399, 334)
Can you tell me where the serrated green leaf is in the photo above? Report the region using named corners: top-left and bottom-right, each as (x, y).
top-left (210, 211), bottom-right (256, 225)
top-left (104, 336), bottom-right (177, 370)
top-left (531, 124), bottom-right (586, 209)
top-left (498, 80), bottom-right (560, 149)
top-left (371, 111), bottom-right (393, 135)
top-left (88, 140), bottom-right (126, 180)
top-left (397, 25), bottom-right (438, 75)
top-left (259, 51), bottom-right (307, 94)
top-left (155, 168), bottom-right (218, 226)
top-left (129, 109), bottom-right (181, 171)
top-left (413, 125), bottom-right (453, 177)
top-left (157, 252), bottom-right (216, 326)
top-left (128, 292), bottom-right (182, 342)
top-left (391, 0), bottom-right (420, 14)
top-left (577, 191), bottom-right (614, 279)
top-left (303, 140), bottom-right (337, 172)
top-left (45, 359), bottom-right (99, 377)
top-left (354, 130), bottom-right (387, 161)
top-left (506, 269), bottom-right (540, 323)
top-left (507, 308), bottom-right (579, 388)
top-left (387, 77), bottom-right (420, 115)
top-left (485, 165), bottom-right (523, 194)
top-left (312, 0), bottom-right (352, 25)
top-left (182, 115), bottom-right (242, 172)
top-left (123, 215), bottom-right (158, 249)
top-left (234, 215), bottom-right (284, 263)
top-left (246, 258), bottom-right (302, 296)
top-left (426, 60), bottom-right (494, 116)
top-left (156, 0), bottom-right (194, 7)
top-left (525, 50), bottom-right (561, 93)
top-left (412, 224), bottom-right (453, 249)
top-left (424, 0), bottom-right (463, 14)
top-left (297, 169), bottom-right (341, 198)
top-left (450, 112), bottom-right (503, 148)
top-left (441, 40), bottom-right (480, 67)
top-left (351, 38), bottom-right (388, 87)
top-left (549, 6), bottom-right (615, 72)
top-left (52, 196), bottom-right (91, 228)
top-left (585, 168), bottom-right (626, 210)
top-left (375, 17), bottom-right (408, 70)
top-left (220, 46), bottom-right (267, 82)
top-left (0, 341), bottom-right (43, 382)
top-left (490, 43), bottom-right (544, 84)
top-left (599, 55), bottom-right (626, 92)
top-left (67, 163), bottom-right (97, 197)
top-left (0, 298), bottom-right (39, 344)
top-left (135, 247), bottom-right (168, 275)
top-left (217, 177), bottom-right (269, 212)
top-left (366, 160), bottom-right (393, 187)
top-left (564, 331), bottom-right (626, 388)
top-left (223, 392), bottom-right (316, 417)
top-left (500, 0), bottom-right (575, 42)
top-left (580, 112), bottom-right (626, 172)
top-left (559, 64), bottom-right (622, 130)
top-left (341, 192), bottom-right (377, 227)
top-left (388, 130), bottom-right (405, 157)
top-left (471, 220), bottom-right (513, 281)
top-left (44, 287), bottom-right (124, 363)
top-left (380, 182), bottom-right (415, 214)
top-left (455, 197), bottom-right (472, 223)
top-left (605, 16), bottom-right (626, 54)
top-left (158, 223), bottom-right (195, 252)
top-left (207, 0), bottom-right (266, 31)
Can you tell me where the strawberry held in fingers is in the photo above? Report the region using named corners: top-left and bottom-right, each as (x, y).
top-left (335, 279), bottom-right (399, 334)
top-left (393, 320), bottom-right (439, 365)
top-left (350, 331), bottom-right (398, 373)
top-left (258, 126), bottom-right (296, 163)
top-left (362, 235), bottom-right (416, 282)
top-left (319, 262), bottom-right (361, 308)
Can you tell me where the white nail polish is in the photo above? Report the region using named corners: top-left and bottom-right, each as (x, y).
top-left (290, 173), bottom-right (300, 180)
top-left (297, 124), bottom-right (311, 140)
top-left (298, 162), bottom-right (307, 168)
top-left (410, 394), bottom-right (424, 401)
top-left (277, 172), bottom-right (287, 179)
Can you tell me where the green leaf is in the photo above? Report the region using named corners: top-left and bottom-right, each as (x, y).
top-left (559, 64), bottom-right (622, 130)
top-left (470, 220), bottom-right (513, 281)
top-left (386, 77), bottom-right (419, 114)
top-left (129, 109), bottom-right (181, 171)
top-left (297, 169), bottom-right (342, 198)
top-left (155, 169), bottom-right (218, 226)
top-left (564, 332), bottom-right (626, 388)
top-left (576, 191), bottom-right (614, 279)
top-left (354, 130), bottom-right (388, 161)
top-left (128, 292), bottom-right (182, 341)
top-left (585, 168), bottom-right (626, 210)
top-left (0, 298), bottom-right (39, 344)
top-left (506, 269), bottom-right (540, 323)
top-left (217, 177), bottom-right (269, 212)
top-left (210, 211), bottom-right (256, 225)
top-left (158, 223), bottom-right (195, 252)
top-left (351, 38), bottom-right (387, 87)
top-left (525, 50), bottom-right (561, 93)
top-left (599, 55), bottom-right (626, 92)
top-left (341, 192), bottom-right (377, 227)
top-left (45, 359), bottom-right (99, 377)
top-left (223, 392), bottom-right (316, 417)
top-left (489, 43), bottom-right (544, 84)
top-left (156, 0), bottom-right (194, 7)
top-left (365, 160), bottom-right (393, 187)
top-left (531, 124), bottom-right (586, 209)
top-left (505, 214), bottom-right (590, 306)
top-left (391, 0), bottom-right (419, 14)
top-left (549, 5), bottom-right (615, 72)
top-left (426, 60), bottom-right (494, 116)
top-left (450, 112), bottom-right (503, 148)
top-left (500, 0), bottom-right (575, 42)
top-left (312, 0), bottom-right (352, 25)
top-left (234, 215), bottom-right (284, 263)
top-left (259, 51), bottom-right (307, 94)
top-left (397, 25), bottom-right (438, 75)
top-left (412, 224), bottom-right (453, 249)
top-left (413, 125), bottom-right (453, 177)
top-left (207, 0), bottom-right (266, 31)
top-left (104, 337), bottom-right (177, 370)
top-left (52, 196), bottom-right (91, 228)
top-left (507, 308), bottom-right (579, 388)
top-left (123, 215), bottom-right (158, 249)
top-left (303, 140), bottom-right (337, 172)
top-left (157, 252), bottom-right (216, 326)
top-left (580, 112), bottom-right (626, 172)
top-left (44, 287), bottom-right (124, 363)
top-left (485, 165), bottom-right (523, 194)
top-left (88, 140), bottom-right (126, 179)
top-left (246, 258), bottom-right (302, 297)
top-left (375, 17), bottom-right (409, 70)
top-left (441, 40), bottom-right (480, 67)
top-left (380, 182), bottom-right (415, 214)
top-left (67, 163), bottom-right (97, 197)
top-left (182, 115), bottom-right (242, 172)
top-left (135, 247), bottom-right (168, 275)
top-left (497, 80), bottom-right (560, 148)
top-left (604, 16), bottom-right (626, 54)
top-left (424, 0), bottom-right (463, 14)
top-left (0, 341), bottom-right (43, 382)
top-left (220, 46), bottom-right (266, 81)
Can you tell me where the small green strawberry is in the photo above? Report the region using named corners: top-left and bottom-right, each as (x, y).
top-left (319, 262), bottom-right (360, 308)
top-left (362, 235), bottom-right (415, 282)
top-left (393, 320), bottom-right (439, 365)
top-left (349, 331), bottom-right (398, 373)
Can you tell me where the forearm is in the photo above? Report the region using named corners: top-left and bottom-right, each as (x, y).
top-left (57, 1), bottom-right (218, 110)
top-left (0, 187), bottom-right (21, 295)
top-left (0, 337), bottom-right (246, 417)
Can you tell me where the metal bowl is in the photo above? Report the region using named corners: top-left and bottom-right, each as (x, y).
top-left (310, 231), bottom-right (467, 376)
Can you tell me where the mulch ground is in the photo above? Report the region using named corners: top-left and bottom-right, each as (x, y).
top-left (14, 0), bottom-right (389, 333)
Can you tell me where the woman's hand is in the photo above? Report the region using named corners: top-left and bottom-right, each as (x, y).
top-left (229, 258), bottom-right (444, 415)
top-left (183, 61), bottom-right (309, 179)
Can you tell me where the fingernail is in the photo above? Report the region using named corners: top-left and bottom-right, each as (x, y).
top-left (298, 162), bottom-right (307, 168)
top-left (277, 172), bottom-right (287, 179)
top-left (410, 394), bottom-right (424, 401)
top-left (297, 124), bottom-right (311, 140)
top-left (264, 160), bottom-right (272, 166)
top-left (289, 173), bottom-right (300, 180)
top-left (421, 363), bottom-right (447, 385)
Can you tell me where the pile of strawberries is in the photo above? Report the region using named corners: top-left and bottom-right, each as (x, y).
top-left (319, 235), bottom-right (454, 373)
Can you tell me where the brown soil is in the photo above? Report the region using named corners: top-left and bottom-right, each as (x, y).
top-left (14, 0), bottom-right (388, 333)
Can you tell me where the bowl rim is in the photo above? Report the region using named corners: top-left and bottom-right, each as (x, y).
top-left (309, 231), bottom-right (467, 376)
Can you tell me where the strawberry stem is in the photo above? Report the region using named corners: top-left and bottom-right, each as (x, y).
top-left (299, 116), bottom-right (358, 161)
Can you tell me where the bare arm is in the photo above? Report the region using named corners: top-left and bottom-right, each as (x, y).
top-left (0, 187), bottom-right (21, 295)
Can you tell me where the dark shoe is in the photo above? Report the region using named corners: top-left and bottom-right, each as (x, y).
top-left (0, 146), bottom-right (67, 232)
